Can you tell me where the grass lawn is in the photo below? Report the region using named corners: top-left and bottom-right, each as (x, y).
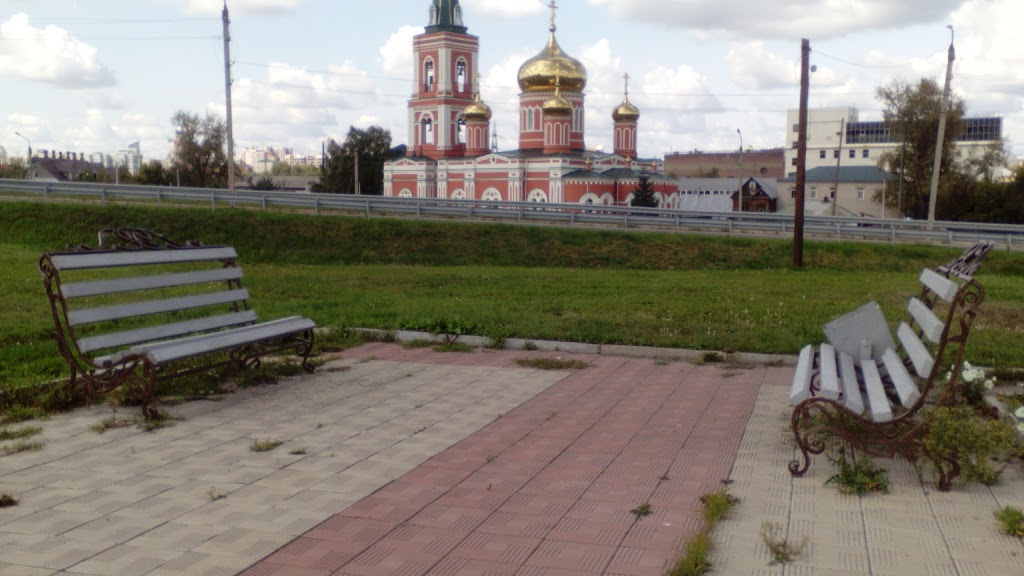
top-left (2, 199), bottom-right (1022, 398)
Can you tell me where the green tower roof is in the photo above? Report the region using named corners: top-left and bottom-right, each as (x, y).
top-left (426, 0), bottom-right (468, 34)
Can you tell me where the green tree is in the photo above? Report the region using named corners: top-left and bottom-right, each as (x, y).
top-left (314, 126), bottom-right (392, 194)
top-left (271, 162), bottom-right (293, 176)
top-left (136, 160), bottom-right (171, 186)
top-left (170, 110), bottom-right (228, 189)
top-left (0, 158), bottom-right (28, 179)
top-left (875, 78), bottom-right (1005, 219)
top-left (630, 173), bottom-right (660, 208)
top-left (250, 175), bottom-right (278, 191)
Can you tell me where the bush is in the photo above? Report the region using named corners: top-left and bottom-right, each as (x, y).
top-left (923, 406), bottom-right (1018, 486)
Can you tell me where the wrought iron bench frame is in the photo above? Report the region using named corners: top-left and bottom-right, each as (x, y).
top-left (788, 241), bottom-right (993, 491)
top-left (39, 228), bottom-right (316, 418)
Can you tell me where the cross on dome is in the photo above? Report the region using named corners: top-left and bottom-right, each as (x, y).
top-left (548, 0), bottom-right (558, 32)
top-left (624, 73), bottom-right (630, 98)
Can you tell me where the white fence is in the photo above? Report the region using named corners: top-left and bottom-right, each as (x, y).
top-left (2, 179), bottom-right (1022, 250)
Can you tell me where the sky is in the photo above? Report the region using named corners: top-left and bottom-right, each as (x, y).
top-left (1, 0), bottom-right (1022, 166)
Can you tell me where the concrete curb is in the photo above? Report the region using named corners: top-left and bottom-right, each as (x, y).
top-left (350, 328), bottom-right (798, 367)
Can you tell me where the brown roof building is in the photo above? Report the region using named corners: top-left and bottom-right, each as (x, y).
top-left (665, 148), bottom-right (784, 179)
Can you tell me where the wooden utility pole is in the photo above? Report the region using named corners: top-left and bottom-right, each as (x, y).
top-left (928, 26), bottom-right (955, 228)
top-left (794, 39), bottom-right (810, 267)
top-left (223, 1), bottom-right (236, 193)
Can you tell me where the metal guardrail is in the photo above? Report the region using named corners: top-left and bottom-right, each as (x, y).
top-left (2, 179), bottom-right (1022, 250)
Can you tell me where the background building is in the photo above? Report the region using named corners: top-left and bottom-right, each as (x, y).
top-left (116, 142), bottom-right (144, 175)
top-left (779, 165), bottom-right (893, 217)
top-left (0, 145), bottom-right (7, 165)
top-left (783, 107), bottom-right (1003, 178)
top-left (665, 148), bottom-right (784, 179)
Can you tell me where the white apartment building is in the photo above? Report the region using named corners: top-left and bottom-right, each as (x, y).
top-left (784, 107), bottom-right (1003, 178)
top-left (116, 142), bottom-right (144, 175)
top-left (0, 145), bottom-right (8, 164)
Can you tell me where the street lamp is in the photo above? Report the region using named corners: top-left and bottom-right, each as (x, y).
top-left (14, 132), bottom-right (31, 180)
top-left (736, 129), bottom-right (743, 212)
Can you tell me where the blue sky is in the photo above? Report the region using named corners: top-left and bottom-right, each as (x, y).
top-left (1, 0), bottom-right (1022, 164)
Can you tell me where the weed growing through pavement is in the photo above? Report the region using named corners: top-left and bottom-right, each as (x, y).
top-left (996, 506), bottom-right (1024, 537)
top-left (208, 488), bottom-right (228, 502)
top-left (516, 358), bottom-right (587, 370)
top-left (664, 490), bottom-right (739, 576)
top-left (0, 426), bottom-right (42, 441)
top-left (826, 446), bottom-right (889, 496)
top-left (521, 341), bottom-right (539, 351)
top-left (0, 493), bottom-right (18, 507)
top-left (91, 415), bottom-right (135, 434)
top-left (289, 448), bottom-right (308, 455)
top-left (1, 440), bottom-right (45, 456)
top-left (630, 503), bottom-right (653, 518)
top-left (1, 406), bottom-right (45, 425)
top-left (250, 439), bottom-right (283, 452)
top-left (761, 521), bottom-right (807, 565)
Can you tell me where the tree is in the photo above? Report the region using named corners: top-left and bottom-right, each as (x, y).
top-left (875, 78), bottom-right (1005, 219)
top-left (314, 126), bottom-right (393, 194)
top-left (0, 158), bottom-right (28, 179)
top-left (170, 110), bottom-right (229, 189)
top-left (137, 160), bottom-right (171, 186)
top-left (630, 173), bottom-right (660, 208)
top-left (250, 175), bottom-right (278, 191)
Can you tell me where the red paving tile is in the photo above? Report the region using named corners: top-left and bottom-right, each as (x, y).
top-left (242, 348), bottom-right (766, 576)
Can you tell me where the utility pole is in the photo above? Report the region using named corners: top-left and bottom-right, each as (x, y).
top-left (15, 132), bottom-right (31, 180)
top-left (928, 26), bottom-right (955, 228)
top-left (354, 148), bottom-right (360, 195)
top-left (223, 1), bottom-right (236, 193)
top-left (831, 118), bottom-right (844, 216)
top-left (736, 128), bottom-right (743, 212)
top-left (794, 39), bottom-right (810, 268)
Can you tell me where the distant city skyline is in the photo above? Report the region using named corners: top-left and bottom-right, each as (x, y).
top-left (1, 0), bottom-right (1022, 165)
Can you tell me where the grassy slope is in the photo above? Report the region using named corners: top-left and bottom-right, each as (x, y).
top-left (2, 200), bottom-right (1022, 392)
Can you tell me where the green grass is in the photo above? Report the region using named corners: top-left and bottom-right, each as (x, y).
top-left (516, 358), bottom-right (589, 370)
top-left (665, 490), bottom-right (740, 575)
top-left (2, 200), bottom-right (1024, 405)
top-left (250, 438), bottom-right (283, 452)
top-left (0, 426), bottom-right (42, 441)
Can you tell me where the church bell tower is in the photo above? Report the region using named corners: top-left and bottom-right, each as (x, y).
top-left (409, 0), bottom-right (480, 160)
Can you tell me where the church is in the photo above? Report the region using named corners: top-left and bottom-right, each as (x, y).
top-left (383, 0), bottom-right (677, 206)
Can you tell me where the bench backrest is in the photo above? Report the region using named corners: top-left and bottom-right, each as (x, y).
top-left (40, 229), bottom-right (256, 368)
top-left (894, 267), bottom-right (984, 411)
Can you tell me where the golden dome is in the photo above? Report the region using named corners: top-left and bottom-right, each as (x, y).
top-left (518, 31), bottom-right (587, 93)
top-left (543, 93), bottom-right (572, 116)
top-left (463, 93), bottom-right (492, 121)
top-left (612, 96), bottom-right (640, 122)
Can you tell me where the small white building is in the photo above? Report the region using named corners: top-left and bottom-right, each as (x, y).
top-left (779, 166), bottom-right (894, 218)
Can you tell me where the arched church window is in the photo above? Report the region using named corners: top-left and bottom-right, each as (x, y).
top-left (456, 61), bottom-right (467, 93)
top-left (422, 118), bottom-right (434, 145)
top-left (454, 5), bottom-right (463, 25)
top-left (457, 118), bottom-right (466, 145)
top-left (424, 60), bottom-right (434, 92)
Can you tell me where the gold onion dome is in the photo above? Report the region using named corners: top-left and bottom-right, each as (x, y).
top-left (464, 92), bottom-right (492, 121)
top-left (542, 92), bottom-right (572, 115)
top-left (613, 96), bottom-right (640, 122)
top-left (517, 19), bottom-right (587, 93)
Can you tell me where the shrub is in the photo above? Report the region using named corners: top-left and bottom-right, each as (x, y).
top-left (923, 406), bottom-right (1018, 486)
top-left (995, 506), bottom-right (1024, 537)
top-left (825, 446), bottom-right (889, 496)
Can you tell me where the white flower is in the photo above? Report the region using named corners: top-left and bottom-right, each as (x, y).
top-left (1015, 407), bottom-right (1024, 420)
top-left (1018, 423), bottom-right (1024, 435)
top-left (964, 361), bottom-right (973, 370)
top-left (985, 380), bottom-right (996, 390)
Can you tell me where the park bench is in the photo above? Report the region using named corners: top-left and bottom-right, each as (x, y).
top-left (788, 241), bottom-right (993, 490)
top-left (39, 228), bottom-right (316, 418)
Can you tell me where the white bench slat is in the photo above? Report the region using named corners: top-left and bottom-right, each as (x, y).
top-left (77, 311), bottom-right (258, 354)
top-left (50, 247), bottom-right (238, 270)
top-left (818, 344), bottom-right (841, 401)
top-left (907, 298), bottom-right (944, 344)
top-left (790, 345), bottom-right (815, 405)
top-left (920, 269), bottom-right (959, 303)
top-left (838, 352), bottom-right (864, 415)
top-left (861, 360), bottom-right (893, 422)
top-left (897, 322), bottom-right (935, 378)
top-left (881, 347), bottom-right (920, 408)
top-left (126, 316), bottom-right (315, 365)
top-left (68, 289), bottom-right (249, 326)
top-left (62, 268), bottom-right (243, 299)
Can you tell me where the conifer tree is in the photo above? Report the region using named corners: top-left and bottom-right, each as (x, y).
top-left (630, 173), bottom-right (659, 208)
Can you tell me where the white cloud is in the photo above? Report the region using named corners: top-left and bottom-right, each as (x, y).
top-left (0, 14), bottom-right (115, 88)
top-left (166, 0), bottom-right (302, 16)
top-left (727, 42), bottom-right (841, 90)
top-left (379, 25), bottom-right (420, 77)
top-left (586, 0), bottom-right (966, 40)
top-left (463, 0), bottom-right (546, 18)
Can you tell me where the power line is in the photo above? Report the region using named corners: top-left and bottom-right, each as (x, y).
top-left (813, 50), bottom-right (909, 69)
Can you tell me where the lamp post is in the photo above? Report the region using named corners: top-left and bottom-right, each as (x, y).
top-left (15, 132), bottom-right (31, 180)
top-left (736, 129), bottom-right (743, 212)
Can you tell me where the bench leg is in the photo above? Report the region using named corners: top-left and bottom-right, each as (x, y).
top-left (299, 329), bottom-right (315, 373)
top-left (789, 399), bottom-right (834, 478)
